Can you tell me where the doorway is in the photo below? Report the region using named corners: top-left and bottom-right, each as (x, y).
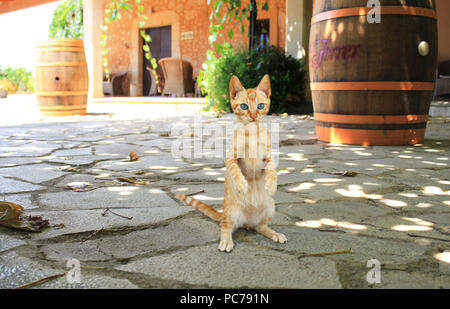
top-left (142, 25), bottom-right (171, 96)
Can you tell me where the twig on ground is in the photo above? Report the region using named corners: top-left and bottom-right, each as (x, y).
top-left (184, 190), bottom-right (205, 197)
top-left (297, 248), bottom-right (351, 260)
top-left (82, 227), bottom-right (105, 243)
top-left (102, 208), bottom-right (133, 220)
top-left (14, 273), bottom-right (65, 289)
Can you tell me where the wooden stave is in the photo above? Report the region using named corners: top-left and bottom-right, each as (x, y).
top-left (313, 0), bottom-right (436, 15)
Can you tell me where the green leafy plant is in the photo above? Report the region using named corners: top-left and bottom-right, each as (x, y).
top-left (207, 0), bottom-right (268, 55)
top-left (49, 0), bottom-right (83, 39)
top-left (0, 66), bottom-right (34, 93)
top-left (198, 46), bottom-right (307, 114)
top-left (101, 0), bottom-right (156, 84)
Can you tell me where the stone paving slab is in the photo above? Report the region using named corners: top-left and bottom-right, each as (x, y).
top-left (368, 190), bottom-right (450, 212)
top-left (38, 186), bottom-right (179, 210)
top-left (35, 274), bottom-right (139, 289)
top-left (0, 110), bottom-right (449, 289)
top-left (248, 226), bottom-right (429, 264)
top-left (1, 193), bottom-right (37, 209)
top-left (116, 243), bottom-right (342, 288)
top-left (93, 154), bottom-right (190, 174)
top-left (0, 142), bottom-right (62, 157)
top-left (278, 200), bottom-right (393, 226)
top-left (283, 175), bottom-right (395, 202)
top-left (0, 163), bottom-right (68, 184)
top-left (0, 176), bottom-right (45, 194)
top-left (0, 251), bottom-right (61, 289)
top-left (0, 157), bottom-right (44, 168)
top-left (42, 218), bottom-right (219, 261)
top-left (0, 235), bottom-right (26, 253)
top-left (374, 271), bottom-right (449, 289)
top-left (27, 206), bottom-right (193, 240)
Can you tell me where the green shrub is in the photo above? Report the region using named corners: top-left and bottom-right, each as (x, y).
top-left (49, 0), bottom-right (83, 39)
top-left (198, 45), bottom-right (308, 114)
top-left (0, 66), bottom-right (34, 93)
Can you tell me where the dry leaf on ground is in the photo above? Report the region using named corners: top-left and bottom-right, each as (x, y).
top-left (332, 171), bottom-right (358, 177)
top-left (0, 201), bottom-right (49, 232)
top-left (117, 177), bottom-right (148, 185)
top-left (129, 151), bottom-right (138, 161)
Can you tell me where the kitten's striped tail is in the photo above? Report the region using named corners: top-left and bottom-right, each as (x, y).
top-left (175, 194), bottom-right (222, 222)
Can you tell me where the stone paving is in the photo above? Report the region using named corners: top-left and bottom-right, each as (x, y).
top-left (0, 101), bottom-right (449, 289)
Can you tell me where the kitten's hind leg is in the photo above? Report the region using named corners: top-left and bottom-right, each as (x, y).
top-left (255, 224), bottom-right (287, 244)
top-left (218, 216), bottom-right (235, 252)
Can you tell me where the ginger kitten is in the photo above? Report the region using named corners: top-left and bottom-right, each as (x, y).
top-left (176, 74), bottom-right (286, 252)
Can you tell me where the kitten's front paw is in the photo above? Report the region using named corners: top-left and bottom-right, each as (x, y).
top-left (264, 179), bottom-right (277, 196)
top-left (218, 238), bottom-right (234, 252)
top-left (235, 176), bottom-right (249, 193)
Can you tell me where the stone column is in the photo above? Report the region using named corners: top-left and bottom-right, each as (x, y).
top-left (285, 0), bottom-right (313, 102)
top-left (83, 0), bottom-right (103, 98)
top-left (285, 0), bottom-right (312, 60)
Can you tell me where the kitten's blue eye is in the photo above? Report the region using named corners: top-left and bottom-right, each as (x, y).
top-left (257, 103), bottom-right (265, 110)
top-left (240, 104), bottom-right (249, 110)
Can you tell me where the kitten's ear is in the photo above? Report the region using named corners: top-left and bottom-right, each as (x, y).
top-left (257, 74), bottom-right (271, 98)
top-left (230, 75), bottom-right (245, 100)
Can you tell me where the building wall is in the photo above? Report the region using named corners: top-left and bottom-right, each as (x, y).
top-left (436, 0), bottom-right (450, 62)
top-left (0, 0), bottom-right (57, 15)
top-left (103, 0), bottom-right (286, 95)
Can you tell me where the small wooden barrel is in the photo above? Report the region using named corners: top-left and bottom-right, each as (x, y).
top-left (35, 39), bottom-right (88, 116)
top-left (309, 0), bottom-right (438, 146)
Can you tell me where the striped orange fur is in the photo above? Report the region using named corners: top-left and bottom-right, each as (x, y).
top-left (175, 194), bottom-right (222, 221)
top-left (177, 75), bottom-right (287, 252)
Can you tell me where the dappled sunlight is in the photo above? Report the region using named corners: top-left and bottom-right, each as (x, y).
top-left (423, 186), bottom-right (449, 196)
top-left (335, 184), bottom-right (382, 199)
top-left (193, 194), bottom-right (223, 202)
top-left (434, 252), bottom-right (450, 264)
top-left (173, 188), bottom-right (222, 201)
top-left (314, 178), bottom-right (342, 183)
top-left (205, 171), bottom-right (222, 176)
top-left (392, 225), bottom-right (433, 232)
top-left (174, 187), bottom-right (190, 193)
top-left (301, 168), bottom-right (315, 173)
top-left (379, 199), bottom-right (408, 208)
top-left (143, 149), bottom-right (161, 154)
top-left (284, 153), bottom-right (308, 162)
top-left (66, 181), bottom-right (93, 187)
top-left (402, 217), bottom-right (434, 227)
top-left (148, 165), bottom-right (180, 170)
top-left (288, 182), bottom-right (316, 192)
top-left (391, 217), bottom-right (435, 232)
top-left (296, 218), bottom-right (367, 231)
top-left (107, 186), bottom-right (139, 196)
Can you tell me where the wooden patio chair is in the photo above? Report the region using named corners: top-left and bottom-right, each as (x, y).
top-left (103, 71), bottom-right (127, 96)
top-left (158, 58), bottom-right (195, 97)
top-left (434, 60), bottom-right (450, 99)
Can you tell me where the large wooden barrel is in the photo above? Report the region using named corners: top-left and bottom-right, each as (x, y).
top-left (309, 0), bottom-right (438, 146)
top-left (35, 39), bottom-right (88, 116)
